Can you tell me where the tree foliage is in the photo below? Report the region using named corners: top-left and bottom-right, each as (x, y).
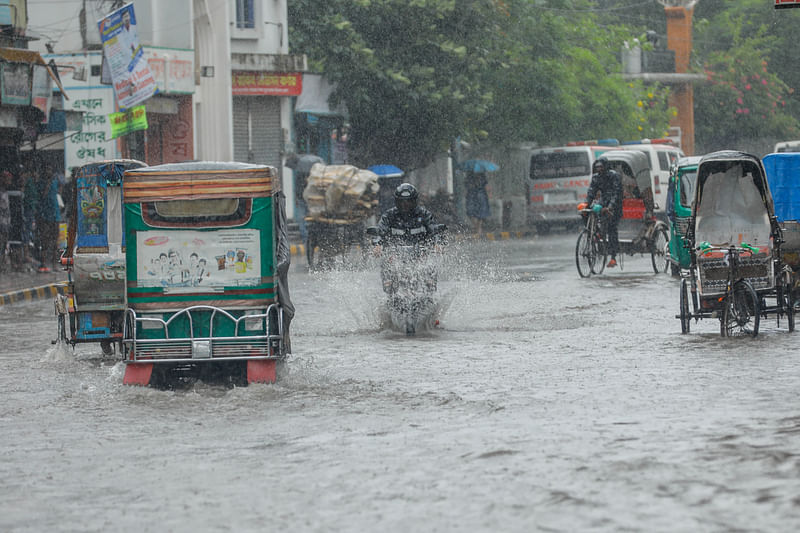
top-left (287, 0), bottom-right (677, 168)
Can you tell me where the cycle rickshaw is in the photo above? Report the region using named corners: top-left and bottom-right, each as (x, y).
top-left (54, 159), bottom-right (147, 354)
top-left (763, 152), bottom-right (800, 305)
top-left (303, 164), bottom-right (378, 270)
top-left (575, 150), bottom-right (670, 277)
top-left (120, 162), bottom-right (294, 387)
top-left (677, 151), bottom-right (794, 337)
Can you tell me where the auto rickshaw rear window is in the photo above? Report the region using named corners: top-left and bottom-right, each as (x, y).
top-left (143, 198), bottom-right (251, 227)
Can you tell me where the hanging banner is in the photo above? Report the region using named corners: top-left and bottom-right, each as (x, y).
top-left (1, 62), bottom-right (31, 106)
top-left (109, 105), bottom-right (147, 139)
top-left (97, 3), bottom-right (158, 109)
top-left (31, 64), bottom-right (53, 122)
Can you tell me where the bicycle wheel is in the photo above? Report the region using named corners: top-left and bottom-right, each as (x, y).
top-left (575, 229), bottom-right (594, 278)
top-left (781, 282), bottom-right (795, 332)
top-left (721, 280), bottom-right (760, 338)
top-left (680, 277), bottom-right (691, 334)
top-left (591, 229), bottom-right (607, 275)
top-left (650, 226), bottom-right (669, 274)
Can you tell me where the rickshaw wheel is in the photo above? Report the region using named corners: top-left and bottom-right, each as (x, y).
top-left (782, 284), bottom-right (795, 332)
top-left (575, 230), bottom-right (594, 278)
top-left (650, 227), bottom-right (670, 274)
top-left (680, 278), bottom-right (691, 334)
top-left (721, 280), bottom-right (760, 338)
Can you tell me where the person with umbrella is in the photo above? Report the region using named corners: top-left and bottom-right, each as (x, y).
top-left (460, 160), bottom-right (497, 235)
top-left (286, 153), bottom-right (324, 245)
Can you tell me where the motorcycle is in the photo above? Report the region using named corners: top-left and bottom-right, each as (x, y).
top-left (367, 224), bottom-right (446, 336)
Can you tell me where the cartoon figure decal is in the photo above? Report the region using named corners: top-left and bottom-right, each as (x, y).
top-left (137, 229), bottom-right (260, 289)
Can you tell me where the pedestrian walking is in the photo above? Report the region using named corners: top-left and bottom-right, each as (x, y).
top-left (21, 166), bottom-right (39, 268)
top-left (0, 170), bottom-right (11, 271)
top-left (36, 166), bottom-right (62, 272)
top-left (465, 170), bottom-right (491, 235)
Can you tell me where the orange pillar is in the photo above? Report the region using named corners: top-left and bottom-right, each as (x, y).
top-left (665, 6), bottom-right (695, 155)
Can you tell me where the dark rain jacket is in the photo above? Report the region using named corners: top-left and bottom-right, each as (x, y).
top-left (375, 205), bottom-right (437, 245)
top-left (585, 169), bottom-right (623, 219)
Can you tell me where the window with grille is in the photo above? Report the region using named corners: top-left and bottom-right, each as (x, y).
top-left (235, 0), bottom-right (255, 29)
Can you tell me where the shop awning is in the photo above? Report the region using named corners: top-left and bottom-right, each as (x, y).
top-left (0, 47), bottom-right (69, 99)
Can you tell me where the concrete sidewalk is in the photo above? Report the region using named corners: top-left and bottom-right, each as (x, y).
top-left (0, 268), bottom-right (68, 306)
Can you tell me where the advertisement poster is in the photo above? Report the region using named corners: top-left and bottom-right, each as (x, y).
top-left (136, 229), bottom-right (261, 289)
top-left (1, 62), bottom-right (31, 106)
top-left (97, 3), bottom-right (158, 109)
top-left (75, 173), bottom-right (108, 249)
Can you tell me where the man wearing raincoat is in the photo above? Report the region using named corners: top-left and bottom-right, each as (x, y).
top-left (585, 158), bottom-right (623, 268)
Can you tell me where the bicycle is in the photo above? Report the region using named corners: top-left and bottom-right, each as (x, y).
top-left (575, 203), bottom-right (608, 278)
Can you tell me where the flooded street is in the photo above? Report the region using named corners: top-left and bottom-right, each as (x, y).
top-left (3, 234), bottom-right (800, 532)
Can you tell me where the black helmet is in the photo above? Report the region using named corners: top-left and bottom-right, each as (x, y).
top-left (394, 183), bottom-right (418, 214)
top-left (592, 158), bottom-right (607, 173)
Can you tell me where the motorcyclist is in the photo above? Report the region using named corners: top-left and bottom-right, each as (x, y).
top-left (374, 183), bottom-right (439, 247)
top-left (372, 183), bottom-right (441, 293)
top-left (585, 158), bottom-right (623, 268)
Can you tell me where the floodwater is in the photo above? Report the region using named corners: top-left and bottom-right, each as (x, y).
top-left (2, 234), bottom-right (800, 532)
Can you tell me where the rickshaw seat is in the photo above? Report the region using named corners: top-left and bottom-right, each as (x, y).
top-left (622, 198), bottom-right (646, 220)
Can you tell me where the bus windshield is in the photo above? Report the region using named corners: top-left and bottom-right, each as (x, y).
top-left (530, 151), bottom-right (591, 180)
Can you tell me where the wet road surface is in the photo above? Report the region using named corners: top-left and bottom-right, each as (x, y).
top-left (2, 234), bottom-right (800, 532)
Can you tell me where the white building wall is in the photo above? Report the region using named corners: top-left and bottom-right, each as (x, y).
top-left (229, 0), bottom-right (295, 213)
top-left (193, 0), bottom-right (233, 161)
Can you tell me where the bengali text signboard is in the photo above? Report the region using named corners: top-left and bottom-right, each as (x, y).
top-left (109, 105), bottom-right (147, 139)
top-left (231, 72), bottom-right (302, 96)
top-left (64, 88), bottom-right (117, 171)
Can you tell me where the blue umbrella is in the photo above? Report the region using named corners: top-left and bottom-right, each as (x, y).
top-left (458, 159), bottom-right (499, 173)
top-left (367, 164), bottom-right (404, 177)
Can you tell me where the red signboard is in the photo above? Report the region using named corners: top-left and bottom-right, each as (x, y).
top-left (776, 0), bottom-right (800, 8)
top-left (232, 72), bottom-right (302, 96)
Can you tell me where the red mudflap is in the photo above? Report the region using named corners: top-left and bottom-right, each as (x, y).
top-left (123, 363), bottom-right (154, 386)
top-left (247, 360), bottom-right (276, 384)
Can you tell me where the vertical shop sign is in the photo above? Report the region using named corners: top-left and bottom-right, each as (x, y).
top-left (97, 3), bottom-right (158, 109)
top-left (65, 89), bottom-right (117, 171)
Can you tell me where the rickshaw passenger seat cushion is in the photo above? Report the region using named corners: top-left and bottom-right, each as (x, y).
top-left (622, 198), bottom-right (646, 220)
top-left (247, 360), bottom-right (276, 384)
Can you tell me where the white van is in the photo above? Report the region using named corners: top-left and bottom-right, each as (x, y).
top-left (620, 141), bottom-right (684, 218)
top-left (774, 140), bottom-right (800, 153)
top-left (527, 142), bottom-right (620, 232)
